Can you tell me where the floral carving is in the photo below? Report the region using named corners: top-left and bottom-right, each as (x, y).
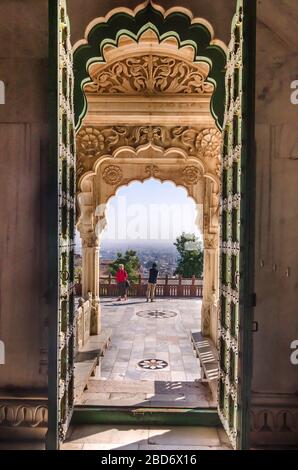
top-left (133, 126), bottom-right (169, 146)
top-left (196, 128), bottom-right (222, 160)
top-left (171, 127), bottom-right (222, 158)
top-left (77, 126), bottom-right (129, 159)
top-left (172, 127), bottom-right (199, 153)
top-left (145, 165), bottom-right (160, 177)
top-left (102, 165), bottom-right (123, 185)
top-left (77, 127), bottom-right (105, 159)
top-left (77, 125), bottom-right (221, 159)
top-left (85, 54), bottom-right (214, 95)
top-left (183, 166), bottom-right (201, 185)
top-left (77, 125), bottom-right (222, 179)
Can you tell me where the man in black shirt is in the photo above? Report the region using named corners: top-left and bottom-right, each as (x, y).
top-left (146, 262), bottom-right (158, 302)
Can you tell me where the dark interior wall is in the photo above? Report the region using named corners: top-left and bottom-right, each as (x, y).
top-left (0, 0), bottom-right (49, 390)
top-left (68, 0), bottom-right (236, 46)
top-left (253, 0), bottom-right (298, 393)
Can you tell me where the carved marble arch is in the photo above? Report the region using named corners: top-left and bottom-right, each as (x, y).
top-left (77, 142), bottom-right (221, 243)
top-left (75, 25), bottom-right (224, 243)
top-left (73, 1), bottom-right (228, 130)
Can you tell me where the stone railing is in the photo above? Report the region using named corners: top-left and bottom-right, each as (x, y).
top-left (99, 275), bottom-right (203, 298)
top-left (75, 298), bottom-right (91, 354)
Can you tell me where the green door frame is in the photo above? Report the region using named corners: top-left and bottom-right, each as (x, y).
top-left (47, 0), bottom-right (257, 450)
top-left (238, 0), bottom-right (257, 449)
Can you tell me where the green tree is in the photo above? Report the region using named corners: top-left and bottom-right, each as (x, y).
top-left (174, 233), bottom-right (203, 278)
top-left (109, 250), bottom-right (140, 283)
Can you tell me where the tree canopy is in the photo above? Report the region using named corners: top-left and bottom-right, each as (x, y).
top-left (174, 233), bottom-right (203, 278)
top-left (109, 250), bottom-right (140, 282)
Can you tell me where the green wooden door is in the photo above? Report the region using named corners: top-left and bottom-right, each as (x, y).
top-left (218, 0), bottom-right (256, 450)
top-left (47, 0), bottom-right (76, 450)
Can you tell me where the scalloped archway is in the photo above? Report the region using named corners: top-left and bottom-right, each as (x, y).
top-left (73, 1), bottom-right (227, 131)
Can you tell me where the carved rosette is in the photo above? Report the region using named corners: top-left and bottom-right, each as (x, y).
top-left (85, 54), bottom-right (214, 95)
top-left (77, 127), bottom-right (105, 159)
top-left (102, 165), bottom-right (123, 185)
top-left (183, 166), bottom-right (200, 185)
top-left (197, 128), bottom-right (222, 160)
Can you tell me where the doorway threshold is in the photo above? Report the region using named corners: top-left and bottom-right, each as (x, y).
top-left (77, 378), bottom-right (215, 408)
top-left (72, 404), bottom-right (220, 427)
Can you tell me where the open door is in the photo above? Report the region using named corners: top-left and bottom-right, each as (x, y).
top-left (218, 0), bottom-right (256, 450)
top-left (47, 0), bottom-right (76, 450)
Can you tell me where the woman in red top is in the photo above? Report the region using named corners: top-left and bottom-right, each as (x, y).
top-left (115, 264), bottom-right (128, 301)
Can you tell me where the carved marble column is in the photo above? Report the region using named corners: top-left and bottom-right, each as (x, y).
top-left (82, 234), bottom-right (101, 335)
top-left (201, 179), bottom-right (220, 340)
top-left (201, 234), bottom-right (219, 339)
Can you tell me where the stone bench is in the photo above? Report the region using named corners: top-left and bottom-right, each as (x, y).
top-left (190, 330), bottom-right (219, 401)
top-left (74, 329), bottom-right (112, 403)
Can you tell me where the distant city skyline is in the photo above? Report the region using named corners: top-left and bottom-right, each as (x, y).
top-left (101, 179), bottom-right (202, 244)
top-left (75, 179), bottom-right (202, 260)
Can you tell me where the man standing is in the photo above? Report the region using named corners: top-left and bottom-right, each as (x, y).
top-left (147, 262), bottom-right (158, 302)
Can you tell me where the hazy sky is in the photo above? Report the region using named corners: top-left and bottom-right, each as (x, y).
top-left (100, 179), bottom-right (201, 244)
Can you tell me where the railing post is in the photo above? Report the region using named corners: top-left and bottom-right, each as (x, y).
top-left (190, 275), bottom-right (196, 297)
top-left (164, 274), bottom-right (169, 296)
top-left (138, 274), bottom-right (142, 297)
top-left (178, 275), bottom-right (183, 296)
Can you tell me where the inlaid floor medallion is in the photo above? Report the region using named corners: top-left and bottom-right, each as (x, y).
top-left (138, 359), bottom-right (169, 370)
top-left (136, 309), bottom-right (177, 319)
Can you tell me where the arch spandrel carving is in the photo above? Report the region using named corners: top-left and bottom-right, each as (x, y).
top-left (84, 54), bottom-right (214, 96)
top-left (76, 125), bottom-right (222, 181)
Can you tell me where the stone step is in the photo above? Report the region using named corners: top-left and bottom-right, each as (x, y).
top-left (86, 379), bottom-right (155, 394)
top-left (80, 379), bottom-right (213, 408)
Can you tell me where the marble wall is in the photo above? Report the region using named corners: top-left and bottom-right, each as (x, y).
top-left (254, 0), bottom-right (298, 395)
top-left (0, 0), bottom-right (49, 390)
top-left (251, 0), bottom-right (298, 446)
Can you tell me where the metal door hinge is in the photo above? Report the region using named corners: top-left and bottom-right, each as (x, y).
top-left (251, 292), bottom-right (257, 307)
top-left (252, 321), bottom-right (259, 333)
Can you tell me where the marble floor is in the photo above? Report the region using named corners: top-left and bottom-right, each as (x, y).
top-left (0, 425), bottom-right (232, 450)
top-left (100, 297), bottom-right (201, 382)
top-left (80, 297), bottom-right (214, 407)
top-left (61, 424), bottom-right (231, 450)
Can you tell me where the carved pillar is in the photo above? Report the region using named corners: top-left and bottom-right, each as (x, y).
top-left (82, 234), bottom-right (101, 335)
top-left (202, 234), bottom-right (219, 337)
top-left (201, 180), bottom-right (220, 339)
